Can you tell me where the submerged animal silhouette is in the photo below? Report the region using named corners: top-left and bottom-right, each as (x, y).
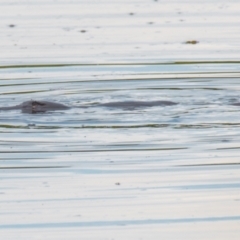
top-left (0, 100), bottom-right (70, 114)
top-left (0, 100), bottom-right (178, 114)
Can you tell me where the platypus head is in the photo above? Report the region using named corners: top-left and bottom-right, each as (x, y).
top-left (21, 100), bottom-right (70, 114)
top-left (20, 101), bottom-right (47, 114)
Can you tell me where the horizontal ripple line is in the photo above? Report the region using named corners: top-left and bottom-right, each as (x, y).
top-left (0, 166), bottom-right (68, 169)
top-left (0, 147), bottom-right (187, 153)
top-left (1, 60), bottom-right (240, 69)
top-left (0, 215), bottom-right (240, 229)
top-left (2, 124), bottom-right (240, 130)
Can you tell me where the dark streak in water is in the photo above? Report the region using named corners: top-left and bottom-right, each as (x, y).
top-left (0, 147), bottom-right (187, 153)
top-left (1, 60), bottom-right (240, 69)
top-left (217, 147), bottom-right (240, 150)
top-left (0, 166), bottom-right (69, 169)
top-left (178, 162), bottom-right (240, 167)
top-left (2, 123), bottom-right (240, 130)
top-left (1, 90), bottom-right (48, 95)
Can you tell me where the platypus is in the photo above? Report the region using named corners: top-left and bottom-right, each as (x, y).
top-left (0, 100), bottom-right (178, 114)
top-left (0, 100), bottom-right (70, 114)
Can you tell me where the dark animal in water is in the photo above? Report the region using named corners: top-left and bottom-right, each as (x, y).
top-left (0, 100), bottom-right (70, 114)
top-left (0, 100), bottom-right (178, 114)
top-left (231, 103), bottom-right (240, 106)
top-left (99, 100), bottom-right (177, 109)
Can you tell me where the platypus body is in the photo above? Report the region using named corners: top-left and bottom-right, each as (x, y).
top-left (99, 100), bottom-right (177, 109)
top-left (0, 100), bottom-right (178, 114)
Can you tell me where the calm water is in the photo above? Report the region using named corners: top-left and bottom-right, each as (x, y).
top-left (1, 0), bottom-right (240, 239)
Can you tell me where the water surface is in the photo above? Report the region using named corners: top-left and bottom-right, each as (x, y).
top-left (1, 0), bottom-right (240, 239)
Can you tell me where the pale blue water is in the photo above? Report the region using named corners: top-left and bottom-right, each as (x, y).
top-left (1, 1), bottom-right (240, 237)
